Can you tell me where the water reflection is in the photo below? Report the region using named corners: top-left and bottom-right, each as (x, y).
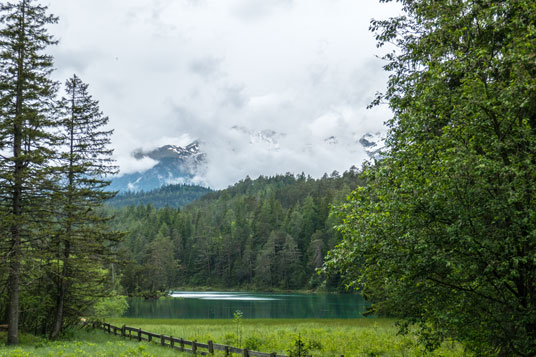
top-left (170, 292), bottom-right (280, 301)
top-left (126, 291), bottom-right (369, 319)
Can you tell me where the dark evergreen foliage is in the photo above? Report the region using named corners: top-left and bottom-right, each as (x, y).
top-left (112, 169), bottom-right (363, 294)
top-left (0, 3), bottom-right (120, 343)
top-left (47, 74), bottom-right (120, 338)
top-left (0, 0), bottom-right (59, 345)
top-left (106, 183), bottom-right (212, 209)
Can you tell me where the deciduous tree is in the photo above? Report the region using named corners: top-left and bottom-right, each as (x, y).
top-left (325, 0), bottom-right (536, 355)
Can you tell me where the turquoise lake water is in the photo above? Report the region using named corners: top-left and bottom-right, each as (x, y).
top-left (125, 291), bottom-right (369, 319)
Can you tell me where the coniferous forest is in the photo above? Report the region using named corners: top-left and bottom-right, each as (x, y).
top-left (110, 170), bottom-right (363, 295)
top-left (107, 184), bottom-right (213, 209)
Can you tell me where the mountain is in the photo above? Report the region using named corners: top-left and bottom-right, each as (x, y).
top-left (109, 141), bottom-right (207, 192)
top-left (358, 132), bottom-right (385, 159)
top-left (132, 142), bottom-right (205, 162)
top-left (109, 131), bottom-right (384, 193)
top-left (106, 183), bottom-right (212, 208)
top-left (230, 125), bottom-right (285, 151)
top-left (230, 125), bottom-right (385, 159)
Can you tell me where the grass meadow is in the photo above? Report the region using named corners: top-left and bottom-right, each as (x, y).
top-left (0, 329), bottom-right (179, 357)
top-left (0, 318), bottom-right (469, 356)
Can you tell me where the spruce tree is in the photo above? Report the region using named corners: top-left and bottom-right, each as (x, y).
top-left (50, 74), bottom-right (119, 338)
top-left (0, 0), bottom-right (58, 345)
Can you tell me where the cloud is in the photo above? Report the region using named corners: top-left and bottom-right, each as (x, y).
top-left (220, 85), bottom-right (246, 109)
top-left (189, 56), bottom-right (223, 79)
top-left (232, 0), bottom-right (293, 21)
top-left (121, 156), bottom-right (159, 175)
top-left (46, 0), bottom-right (401, 189)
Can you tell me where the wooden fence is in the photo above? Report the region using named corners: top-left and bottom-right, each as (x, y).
top-left (90, 321), bottom-right (289, 357)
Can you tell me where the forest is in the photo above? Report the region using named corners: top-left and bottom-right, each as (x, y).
top-left (2, 0), bottom-right (535, 355)
top-left (106, 184), bottom-right (213, 209)
top-left (110, 170), bottom-right (363, 294)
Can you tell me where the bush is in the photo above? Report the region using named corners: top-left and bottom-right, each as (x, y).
top-left (92, 294), bottom-right (129, 318)
top-left (287, 335), bottom-right (309, 357)
top-left (244, 335), bottom-right (263, 351)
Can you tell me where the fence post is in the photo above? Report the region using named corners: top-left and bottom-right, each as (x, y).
top-left (107, 323), bottom-right (111, 334)
top-left (138, 328), bottom-right (142, 341)
top-left (170, 336), bottom-right (174, 349)
top-left (193, 340), bottom-right (198, 354)
top-left (121, 325), bottom-right (126, 338)
top-left (161, 335), bottom-right (165, 346)
top-left (243, 348), bottom-right (249, 357)
top-left (180, 338), bottom-right (185, 351)
top-left (148, 334), bottom-right (152, 342)
top-left (208, 340), bottom-right (214, 354)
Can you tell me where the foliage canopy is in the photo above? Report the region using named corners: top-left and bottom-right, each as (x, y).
top-left (0, 1), bottom-right (120, 343)
top-left (111, 171), bottom-right (363, 294)
top-left (325, 0), bottom-right (536, 355)
top-left (0, 0), bottom-right (59, 345)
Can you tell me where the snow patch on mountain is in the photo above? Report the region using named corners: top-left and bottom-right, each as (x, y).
top-left (110, 128), bottom-right (386, 192)
top-left (110, 141), bottom-right (208, 192)
top-left (230, 126), bottom-right (286, 151)
top-left (357, 132), bottom-right (386, 159)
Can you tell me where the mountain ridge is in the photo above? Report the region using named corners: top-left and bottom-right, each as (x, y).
top-left (110, 132), bottom-right (384, 193)
top-left (109, 141), bottom-right (207, 192)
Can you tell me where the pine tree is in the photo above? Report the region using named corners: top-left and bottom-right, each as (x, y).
top-left (0, 0), bottom-right (59, 345)
top-left (49, 74), bottom-right (119, 338)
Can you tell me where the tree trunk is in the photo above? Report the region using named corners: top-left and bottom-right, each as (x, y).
top-left (7, 84), bottom-right (23, 345)
top-left (7, 0), bottom-right (27, 345)
top-left (51, 82), bottom-right (76, 339)
top-left (51, 240), bottom-right (70, 339)
top-left (50, 281), bottom-right (65, 339)
top-left (6, 240), bottom-right (20, 345)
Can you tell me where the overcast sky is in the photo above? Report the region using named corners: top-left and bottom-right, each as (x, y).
top-left (46, 0), bottom-right (401, 189)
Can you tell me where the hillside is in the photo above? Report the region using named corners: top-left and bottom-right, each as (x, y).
top-left (111, 168), bottom-right (364, 294)
top-left (107, 183), bottom-right (212, 208)
top-left (108, 142), bottom-right (206, 192)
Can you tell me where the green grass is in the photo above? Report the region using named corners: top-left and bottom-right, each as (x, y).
top-left (105, 318), bottom-right (468, 356)
top-left (0, 319), bottom-right (469, 356)
top-left (0, 329), bottom-right (180, 357)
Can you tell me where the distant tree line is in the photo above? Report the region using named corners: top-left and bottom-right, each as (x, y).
top-left (106, 184), bottom-right (213, 209)
top-left (0, 1), bottom-right (119, 344)
top-left (111, 170), bottom-right (364, 294)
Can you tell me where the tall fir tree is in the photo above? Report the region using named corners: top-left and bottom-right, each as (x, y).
top-left (0, 0), bottom-right (58, 345)
top-left (50, 74), bottom-right (119, 338)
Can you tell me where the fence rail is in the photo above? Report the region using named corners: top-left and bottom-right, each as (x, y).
top-left (90, 321), bottom-right (288, 357)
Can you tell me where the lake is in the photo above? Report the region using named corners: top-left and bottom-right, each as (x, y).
top-left (125, 291), bottom-right (369, 319)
